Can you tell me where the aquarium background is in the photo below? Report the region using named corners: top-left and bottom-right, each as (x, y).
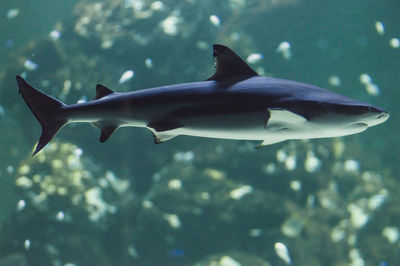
top-left (0, 0), bottom-right (399, 265)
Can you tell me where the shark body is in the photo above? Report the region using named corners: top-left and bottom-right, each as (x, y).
top-left (17, 44), bottom-right (389, 155)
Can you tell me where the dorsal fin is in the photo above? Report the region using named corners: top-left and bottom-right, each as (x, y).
top-left (94, 84), bottom-right (114, 100)
top-left (207, 44), bottom-right (259, 81)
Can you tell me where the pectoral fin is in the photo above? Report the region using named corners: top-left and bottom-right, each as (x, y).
top-left (267, 109), bottom-right (307, 126)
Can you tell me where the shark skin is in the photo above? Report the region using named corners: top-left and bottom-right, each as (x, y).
top-left (17, 44), bottom-right (389, 155)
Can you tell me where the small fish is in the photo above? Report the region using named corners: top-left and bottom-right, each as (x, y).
top-left (118, 70), bottom-right (134, 84)
top-left (6, 9), bottom-right (19, 20)
top-left (246, 53), bottom-right (263, 64)
top-left (24, 60), bottom-right (38, 71)
top-left (209, 15), bottom-right (220, 27)
top-left (16, 44), bottom-right (389, 155)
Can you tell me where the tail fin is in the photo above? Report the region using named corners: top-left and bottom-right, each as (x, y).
top-left (16, 76), bottom-right (68, 155)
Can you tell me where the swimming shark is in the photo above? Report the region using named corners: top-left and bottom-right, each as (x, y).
top-left (17, 44), bottom-right (389, 155)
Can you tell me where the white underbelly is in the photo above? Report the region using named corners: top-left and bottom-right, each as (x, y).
top-left (176, 121), bottom-right (367, 141)
top-left (127, 109), bottom-right (369, 145)
top-left (168, 108), bottom-right (369, 144)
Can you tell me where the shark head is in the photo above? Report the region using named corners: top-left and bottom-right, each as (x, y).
top-left (349, 104), bottom-right (390, 127)
top-left (309, 102), bottom-right (390, 137)
top-left (268, 98), bottom-right (391, 143)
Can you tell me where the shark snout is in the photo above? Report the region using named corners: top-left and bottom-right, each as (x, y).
top-left (377, 112), bottom-right (390, 120)
top-left (375, 111), bottom-right (390, 124)
top-left (362, 105), bottom-right (390, 126)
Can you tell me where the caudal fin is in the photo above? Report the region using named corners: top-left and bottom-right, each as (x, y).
top-left (16, 76), bottom-right (68, 155)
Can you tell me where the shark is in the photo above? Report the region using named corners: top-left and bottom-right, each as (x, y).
top-left (17, 44), bottom-right (389, 155)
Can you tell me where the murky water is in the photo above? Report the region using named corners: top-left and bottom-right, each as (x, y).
top-left (0, 0), bottom-right (398, 265)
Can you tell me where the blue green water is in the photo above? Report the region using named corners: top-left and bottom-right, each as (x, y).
top-left (0, 0), bottom-right (399, 265)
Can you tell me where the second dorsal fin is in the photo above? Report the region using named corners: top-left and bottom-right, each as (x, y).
top-left (207, 44), bottom-right (259, 81)
top-left (94, 84), bottom-right (114, 100)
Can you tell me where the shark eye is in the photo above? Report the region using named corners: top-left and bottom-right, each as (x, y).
top-left (362, 106), bottom-right (372, 113)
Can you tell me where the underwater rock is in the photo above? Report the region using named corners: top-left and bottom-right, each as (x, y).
top-left (13, 141), bottom-right (132, 222)
top-left (356, 191), bottom-right (400, 265)
top-left (124, 138), bottom-right (395, 265)
top-left (131, 161), bottom-right (287, 265)
top-left (0, 253), bottom-right (27, 266)
top-left (0, 141), bottom-right (133, 266)
top-left (193, 252), bottom-right (271, 266)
